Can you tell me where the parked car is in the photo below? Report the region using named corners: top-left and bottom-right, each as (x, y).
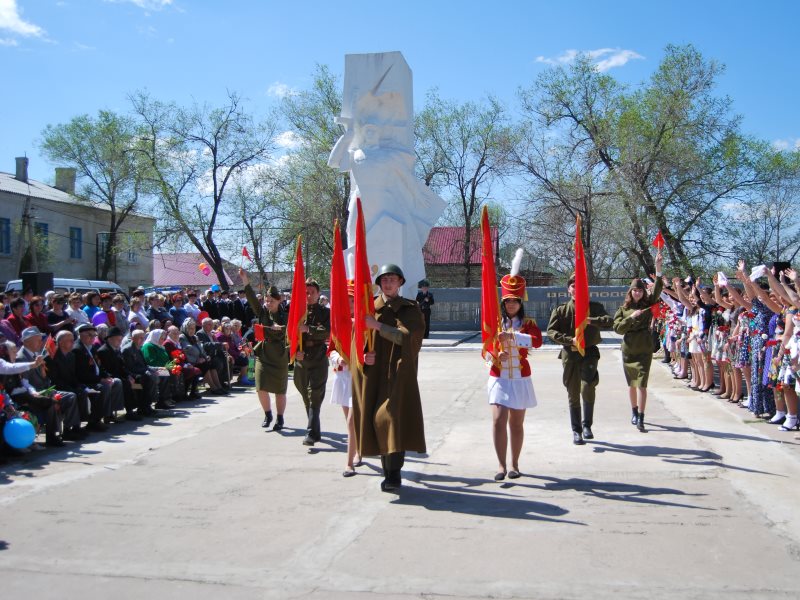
top-left (4, 278), bottom-right (128, 298)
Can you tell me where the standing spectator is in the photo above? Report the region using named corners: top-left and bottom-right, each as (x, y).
top-left (111, 295), bottom-right (130, 334)
top-left (415, 280), bottom-right (434, 339)
top-left (3, 297), bottom-right (27, 345)
top-left (83, 292), bottom-right (101, 321)
top-left (168, 294), bottom-right (188, 328)
top-left (129, 297), bottom-right (149, 331)
top-left (65, 293), bottom-right (91, 329)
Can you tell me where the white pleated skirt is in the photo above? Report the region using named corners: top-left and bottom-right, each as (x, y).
top-left (487, 376), bottom-right (538, 410)
top-left (329, 369), bottom-right (352, 407)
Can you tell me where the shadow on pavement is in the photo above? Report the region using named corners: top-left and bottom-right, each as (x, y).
top-left (590, 440), bottom-right (785, 477)
top-left (522, 474), bottom-right (712, 511)
top-left (650, 423), bottom-right (799, 445)
top-left (394, 472), bottom-right (584, 525)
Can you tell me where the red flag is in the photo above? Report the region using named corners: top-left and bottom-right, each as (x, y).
top-left (352, 198), bottom-right (375, 370)
top-left (652, 230), bottom-right (665, 249)
top-left (286, 236), bottom-right (307, 363)
top-left (480, 205), bottom-right (501, 364)
top-left (254, 324), bottom-right (265, 342)
top-left (242, 246), bottom-right (252, 260)
top-left (328, 220), bottom-right (352, 363)
top-left (574, 214), bottom-right (590, 357)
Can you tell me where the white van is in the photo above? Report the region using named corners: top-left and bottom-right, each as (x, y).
top-left (4, 278), bottom-right (128, 298)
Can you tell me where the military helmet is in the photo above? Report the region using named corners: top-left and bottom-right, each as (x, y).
top-left (375, 263), bottom-right (406, 285)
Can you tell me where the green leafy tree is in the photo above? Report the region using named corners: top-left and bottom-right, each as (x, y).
top-left (416, 91), bottom-right (516, 286)
top-left (40, 110), bottom-right (146, 279)
top-left (130, 91), bottom-right (277, 291)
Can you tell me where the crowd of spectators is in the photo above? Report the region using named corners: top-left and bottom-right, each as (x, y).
top-left (657, 260), bottom-right (800, 439)
top-left (0, 285), bottom-right (272, 460)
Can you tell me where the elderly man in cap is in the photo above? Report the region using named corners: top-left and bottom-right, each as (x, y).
top-left (97, 326), bottom-right (142, 421)
top-left (121, 329), bottom-right (159, 416)
top-left (19, 327), bottom-right (83, 444)
top-left (73, 323), bottom-right (124, 426)
top-left (294, 278), bottom-right (331, 447)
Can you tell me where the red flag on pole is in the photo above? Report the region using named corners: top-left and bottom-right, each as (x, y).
top-left (242, 246), bottom-right (252, 260)
top-left (480, 205), bottom-right (501, 364)
top-left (328, 220), bottom-right (352, 363)
top-left (652, 230), bottom-right (665, 249)
top-left (286, 236), bottom-right (307, 363)
top-left (574, 214), bottom-right (590, 357)
top-left (352, 198), bottom-right (375, 370)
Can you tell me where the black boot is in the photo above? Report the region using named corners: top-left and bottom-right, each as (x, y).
top-left (631, 406), bottom-right (639, 425)
top-left (570, 404), bottom-right (585, 445)
top-left (262, 410), bottom-right (273, 428)
top-left (272, 414), bottom-right (284, 431)
top-left (582, 401), bottom-right (594, 440)
top-left (637, 412), bottom-right (647, 432)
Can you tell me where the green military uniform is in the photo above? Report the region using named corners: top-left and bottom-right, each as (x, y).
top-left (351, 294), bottom-right (426, 488)
top-left (293, 302), bottom-right (331, 443)
top-left (244, 284), bottom-right (288, 394)
top-left (613, 279), bottom-right (663, 388)
top-left (547, 300), bottom-right (613, 438)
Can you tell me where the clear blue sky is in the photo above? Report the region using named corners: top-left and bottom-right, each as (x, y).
top-left (2, 0), bottom-right (799, 183)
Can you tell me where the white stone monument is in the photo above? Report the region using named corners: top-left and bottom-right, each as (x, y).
top-left (328, 51), bottom-right (446, 294)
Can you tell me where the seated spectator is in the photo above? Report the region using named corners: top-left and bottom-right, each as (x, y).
top-left (196, 317), bottom-right (230, 391)
top-left (141, 329), bottom-right (177, 409)
top-left (180, 319), bottom-right (225, 395)
top-left (146, 294), bottom-right (170, 327)
top-left (129, 297), bottom-right (149, 331)
top-left (45, 330), bottom-right (97, 433)
top-left (18, 327), bottom-right (82, 445)
top-left (111, 294), bottom-right (130, 334)
top-left (95, 323), bottom-right (109, 347)
top-left (164, 325), bottom-right (201, 400)
top-left (66, 293), bottom-right (91, 329)
top-left (2, 297), bottom-right (27, 346)
top-left (96, 326), bottom-right (141, 421)
top-left (83, 292), bottom-right (101, 320)
top-left (169, 294), bottom-right (188, 328)
top-left (24, 296), bottom-right (50, 335)
top-left (46, 294), bottom-right (76, 334)
top-left (73, 323), bottom-right (124, 427)
top-left (215, 321), bottom-right (251, 386)
top-left (121, 330), bottom-right (158, 416)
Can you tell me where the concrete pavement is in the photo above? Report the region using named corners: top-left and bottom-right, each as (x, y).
top-left (1, 341), bottom-right (799, 599)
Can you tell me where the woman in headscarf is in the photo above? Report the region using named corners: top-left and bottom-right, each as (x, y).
top-left (141, 329), bottom-right (176, 409)
top-left (164, 325), bottom-right (201, 400)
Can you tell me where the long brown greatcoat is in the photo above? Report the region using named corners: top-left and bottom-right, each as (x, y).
top-left (351, 294), bottom-right (426, 457)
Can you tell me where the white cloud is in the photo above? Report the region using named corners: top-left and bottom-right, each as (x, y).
top-left (0, 0), bottom-right (45, 38)
top-left (0, 36), bottom-right (18, 45)
top-left (535, 47), bottom-right (644, 72)
top-left (275, 130), bottom-right (302, 150)
top-left (267, 82), bottom-right (296, 98)
top-left (772, 138), bottom-right (800, 152)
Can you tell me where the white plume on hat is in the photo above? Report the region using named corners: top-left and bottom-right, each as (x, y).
top-left (347, 253), bottom-right (355, 280)
top-left (511, 248), bottom-right (524, 277)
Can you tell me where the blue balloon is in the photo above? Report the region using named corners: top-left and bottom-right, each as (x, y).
top-left (3, 417), bottom-right (36, 449)
top-left (211, 284), bottom-right (221, 292)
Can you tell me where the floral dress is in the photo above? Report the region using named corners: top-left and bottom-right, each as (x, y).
top-left (748, 298), bottom-right (775, 416)
top-left (734, 310), bottom-right (751, 369)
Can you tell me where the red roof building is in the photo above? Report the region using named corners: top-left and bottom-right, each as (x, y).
top-left (423, 226), bottom-right (497, 265)
top-left (153, 253), bottom-right (238, 289)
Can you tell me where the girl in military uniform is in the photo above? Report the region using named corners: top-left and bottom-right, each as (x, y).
top-left (613, 251), bottom-right (663, 432)
top-left (239, 269), bottom-right (289, 431)
top-left (487, 250), bottom-right (542, 480)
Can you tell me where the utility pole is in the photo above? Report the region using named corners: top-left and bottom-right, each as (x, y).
top-left (15, 196), bottom-right (38, 276)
